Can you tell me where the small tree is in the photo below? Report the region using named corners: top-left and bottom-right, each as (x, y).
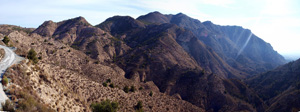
top-left (27, 49), bottom-right (38, 64)
top-left (2, 36), bottom-right (10, 45)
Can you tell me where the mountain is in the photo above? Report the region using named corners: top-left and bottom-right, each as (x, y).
top-left (1, 24), bottom-right (205, 111)
top-left (137, 11), bottom-right (286, 75)
top-left (0, 11), bottom-right (293, 112)
top-left (97, 15), bottom-right (265, 111)
top-left (246, 58), bottom-right (300, 112)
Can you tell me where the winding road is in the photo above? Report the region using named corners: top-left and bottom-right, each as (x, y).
top-left (0, 45), bottom-right (23, 104)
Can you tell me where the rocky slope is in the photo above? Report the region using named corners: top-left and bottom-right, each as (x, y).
top-left (0, 11), bottom-right (293, 112)
top-left (246, 58), bottom-right (300, 112)
top-left (1, 24), bottom-right (204, 111)
top-left (137, 11), bottom-right (286, 76)
top-left (97, 15), bottom-right (264, 111)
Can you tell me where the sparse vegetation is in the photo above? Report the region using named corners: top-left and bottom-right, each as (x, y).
top-left (90, 99), bottom-right (118, 112)
top-left (2, 36), bottom-right (10, 45)
top-left (17, 91), bottom-right (54, 112)
top-left (27, 49), bottom-right (39, 64)
top-left (1, 99), bottom-right (14, 112)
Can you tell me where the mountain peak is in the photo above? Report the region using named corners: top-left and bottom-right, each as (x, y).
top-left (96, 15), bottom-right (145, 35)
top-left (32, 20), bottom-right (58, 37)
top-left (175, 12), bottom-right (186, 16)
top-left (58, 16), bottom-right (90, 26)
top-left (137, 11), bottom-right (171, 24)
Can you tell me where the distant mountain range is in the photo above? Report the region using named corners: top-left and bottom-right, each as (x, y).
top-left (0, 11), bottom-right (298, 112)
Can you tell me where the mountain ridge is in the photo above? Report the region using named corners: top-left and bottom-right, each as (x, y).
top-left (0, 11), bottom-right (294, 112)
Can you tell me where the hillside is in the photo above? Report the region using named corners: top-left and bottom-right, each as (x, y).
top-left (0, 11), bottom-right (293, 112)
top-left (246, 58), bottom-right (300, 112)
top-left (1, 25), bottom-right (204, 112)
top-left (137, 12), bottom-right (286, 76)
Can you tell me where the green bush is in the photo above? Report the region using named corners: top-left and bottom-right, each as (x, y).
top-left (103, 82), bottom-right (108, 87)
top-left (90, 99), bottom-right (118, 112)
top-left (123, 86), bottom-right (129, 93)
top-left (2, 76), bottom-right (8, 86)
top-left (27, 49), bottom-right (38, 64)
top-left (130, 86), bottom-right (136, 92)
top-left (2, 36), bottom-right (10, 45)
top-left (135, 101), bottom-right (143, 112)
top-left (149, 91), bottom-right (153, 97)
top-left (138, 87), bottom-right (143, 90)
top-left (106, 79), bottom-right (111, 83)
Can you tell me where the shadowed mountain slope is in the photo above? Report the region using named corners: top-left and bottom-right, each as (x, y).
top-left (246, 58), bottom-right (300, 112)
top-left (137, 12), bottom-right (286, 76)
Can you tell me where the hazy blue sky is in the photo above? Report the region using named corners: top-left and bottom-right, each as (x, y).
top-left (0, 0), bottom-right (300, 58)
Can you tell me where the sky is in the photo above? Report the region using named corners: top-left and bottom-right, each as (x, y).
top-left (0, 0), bottom-right (300, 59)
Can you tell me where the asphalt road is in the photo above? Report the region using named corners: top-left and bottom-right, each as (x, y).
top-left (0, 45), bottom-right (23, 104)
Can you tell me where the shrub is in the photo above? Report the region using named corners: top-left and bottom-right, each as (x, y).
top-left (17, 92), bottom-right (54, 112)
top-left (103, 82), bottom-right (108, 87)
top-left (1, 99), bottom-right (14, 112)
top-left (149, 91), bottom-right (153, 96)
top-left (130, 86), bottom-right (136, 92)
top-left (27, 49), bottom-right (38, 64)
top-left (139, 87), bottom-right (143, 90)
top-left (123, 86), bottom-right (129, 93)
top-left (106, 79), bottom-right (111, 83)
top-left (135, 101), bottom-right (143, 112)
top-left (2, 36), bottom-right (10, 45)
top-left (2, 76), bottom-right (8, 86)
top-left (90, 99), bottom-right (118, 112)
top-left (109, 83), bottom-right (114, 88)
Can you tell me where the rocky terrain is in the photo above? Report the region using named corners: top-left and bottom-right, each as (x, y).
top-left (0, 22), bottom-right (204, 111)
top-left (246, 58), bottom-right (300, 112)
top-left (0, 11), bottom-right (297, 112)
